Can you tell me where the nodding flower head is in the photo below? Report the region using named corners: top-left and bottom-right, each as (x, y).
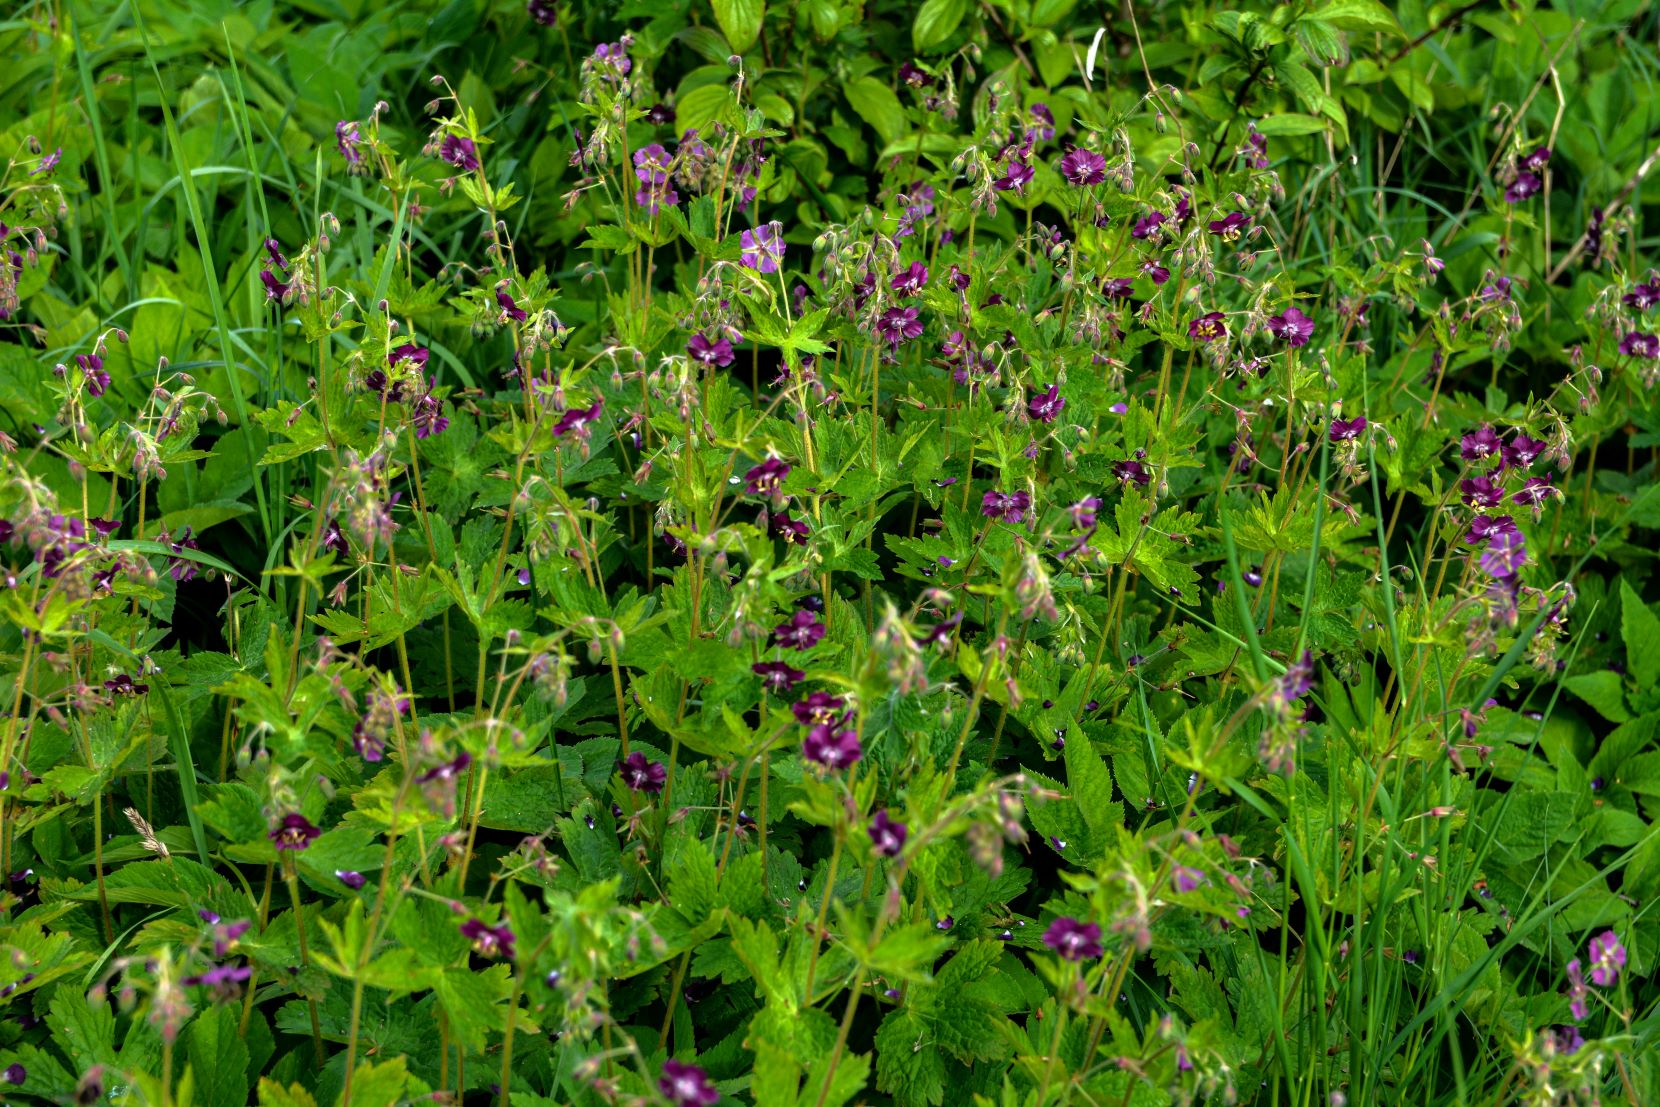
top-left (752, 660), bottom-right (805, 693)
top-left (1207, 211), bottom-right (1250, 240)
top-left (1504, 171), bottom-right (1542, 203)
top-left (744, 457), bottom-right (790, 496)
top-left (802, 722), bottom-right (861, 769)
top-left (1131, 211), bottom-right (1167, 239)
top-left (993, 159), bottom-right (1034, 193)
top-left (1328, 416), bottom-right (1367, 443)
top-left (439, 134), bottom-right (480, 171)
top-left (460, 917), bottom-right (515, 960)
top-left (793, 691), bottom-right (845, 726)
top-left (495, 283), bottom-right (529, 321)
top-left (269, 813), bottom-right (321, 851)
top-left (687, 332), bottom-right (735, 367)
top-left (1188, 311), bottom-right (1227, 343)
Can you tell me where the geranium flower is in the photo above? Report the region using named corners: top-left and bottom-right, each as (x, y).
top-left (868, 810), bottom-right (907, 857)
top-left (687, 333), bottom-right (734, 367)
top-left (802, 723), bottom-right (861, 768)
top-left (1328, 416), bottom-right (1367, 442)
top-left (619, 752), bottom-right (667, 793)
top-left (1207, 212), bottom-right (1250, 239)
top-left (740, 222), bottom-right (785, 273)
top-left (659, 1060), bottom-right (720, 1107)
top-left (270, 814), bottom-right (321, 851)
top-left (1266, 307), bottom-right (1314, 347)
top-left (772, 610), bottom-right (825, 650)
top-left (752, 661), bottom-right (805, 693)
top-left (890, 261), bottom-right (928, 296)
top-left (1188, 311), bottom-right (1227, 342)
top-left (981, 489), bottom-right (1031, 523)
top-left (460, 917), bottom-right (515, 960)
top-left (439, 135), bottom-right (480, 171)
top-left (878, 306), bottom-right (924, 347)
top-left (1042, 917), bottom-right (1102, 961)
top-left (1027, 384), bottom-right (1065, 423)
top-left (1058, 147), bottom-right (1107, 186)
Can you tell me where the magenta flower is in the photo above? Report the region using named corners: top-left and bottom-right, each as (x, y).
top-left (76, 353), bottom-right (110, 398)
top-left (659, 1059), bottom-right (719, 1107)
top-left (891, 261), bottom-right (928, 296)
top-left (687, 333), bottom-right (735, 367)
top-left (1131, 212), bottom-right (1166, 239)
top-left (993, 159), bottom-right (1035, 193)
top-left (1328, 416), bottom-right (1367, 443)
top-left (182, 963), bottom-right (252, 999)
top-left (1276, 650), bottom-right (1315, 704)
top-left (1461, 425), bottom-right (1503, 461)
top-left (2, 1063), bottom-right (23, 1086)
top-left (1042, 917), bottom-right (1103, 961)
top-left (1619, 331), bottom-right (1658, 358)
top-left (878, 306), bottom-right (925, 347)
top-left (335, 121), bottom-right (364, 169)
top-left (619, 752), bottom-right (667, 794)
top-left (1188, 311), bottom-right (1227, 342)
top-left (1479, 529), bottom-right (1527, 580)
top-left (553, 399), bottom-right (604, 437)
top-left (898, 60), bottom-right (933, 88)
top-left (1567, 958), bottom-right (1589, 1020)
top-left (460, 917), bottom-right (515, 960)
top-left (1459, 476), bottom-right (1505, 509)
top-left (752, 661), bottom-right (805, 693)
top-left (29, 147), bottom-right (61, 176)
top-left (632, 144), bottom-right (678, 214)
top-left (1522, 146), bottom-right (1552, 172)
top-left (1266, 307), bottom-right (1314, 347)
top-left (336, 870), bottom-right (366, 890)
top-left (388, 344), bottom-right (429, 369)
top-left (1501, 434), bottom-right (1547, 470)
top-left (868, 809), bottom-right (907, 857)
top-left (1171, 866), bottom-right (1204, 893)
top-left (1101, 277), bottom-right (1135, 300)
top-left (1140, 259), bottom-right (1170, 285)
top-left (773, 610), bottom-right (825, 651)
top-left (1588, 930), bottom-right (1625, 986)
top-left (259, 268), bottom-right (292, 302)
top-left (744, 458), bottom-right (790, 496)
top-left (1622, 280), bottom-right (1660, 311)
top-left (1058, 147), bottom-right (1107, 186)
top-left (981, 489), bottom-right (1031, 523)
top-left (802, 723), bottom-right (862, 769)
top-left (412, 391), bottom-right (448, 439)
top-left (1465, 514), bottom-right (1518, 546)
top-left (1207, 211), bottom-right (1250, 239)
top-left (496, 284), bottom-right (529, 321)
top-left (439, 135), bottom-right (480, 171)
top-left (770, 511), bottom-right (811, 545)
top-left (1028, 384), bottom-right (1065, 424)
top-left (740, 222), bottom-right (785, 273)
top-left (269, 814), bottom-right (321, 851)
top-left (1504, 171), bottom-right (1542, 203)
top-left (793, 691), bottom-right (845, 726)
top-left (1113, 458), bottom-right (1151, 487)
top-left (1512, 475), bottom-right (1558, 507)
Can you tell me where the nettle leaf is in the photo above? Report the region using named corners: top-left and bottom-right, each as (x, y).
top-left (186, 1005), bottom-right (250, 1107)
top-left (1620, 580), bottom-right (1660, 688)
top-left (1564, 670), bottom-right (1631, 723)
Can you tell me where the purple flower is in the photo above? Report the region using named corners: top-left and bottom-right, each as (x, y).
top-left (1479, 529), bottom-right (1526, 580)
top-left (1058, 147), bottom-right (1107, 186)
top-left (1171, 866), bottom-right (1204, 893)
top-left (336, 121), bottom-right (364, 169)
top-left (1502, 434), bottom-right (1548, 470)
top-left (1461, 425), bottom-right (1503, 462)
top-left (1512, 475), bottom-right (1558, 507)
top-left (878, 306), bottom-right (925, 347)
top-left (496, 284), bottom-right (528, 321)
top-left (1622, 280), bottom-right (1660, 311)
top-left (868, 810), bottom-right (907, 857)
top-left (1567, 958), bottom-right (1589, 1020)
top-left (76, 353), bottom-right (110, 398)
top-left (1188, 311), bottom-right (1227, 342)
top-left (1619, 331), bottom-right (1659, 359)
top-left (336, 870), bottom-right (366, 890)
top-left (270, 813), bottom-right (321, 851)
top-left (981, 489), bottom-right (1032, 523)
top-left (412, 391), bottom-right (448, 439)
top-left (1522, 146), bottom-right (1552, 172)
top-left (1131, 212), bottom-right (1167, 239)
top-left (264, 237), bottom-right (289, 272)
top-left (553, 399), bottom-right (604, 437)
top-left (1588, 930), bottom-right (1625, 986)
top-left (659, 1059), bottom-right (720, 1107)
top-left (1, 1063), bottom-right (22, 1086)
top-left (388, 344), bottom-right (429, 369)
top-left (1207, 212), bottom-right (1250, 240)
top-left (1113, 458), bottom-right (1151, 487)
top-left (752, 660), bottom-right (805, 692)
top-left (687, 333), bottom-right (735, 367)
top-left (632, 144), bottom-right (679, 214)
top-left (1028, 384), bottom-right (1065, 424)
top-left (740, 222), bottom-right (786, 273)
top-left (1465, 514), bottom-right (1518, 546)
top-left (1329, 416), bottom-right (1367, 443)
top-left (803, 723), bottom-right (862, 769)
top-left (898, 61), bottom-right (933, 88)
top-left (1266, 307), bottom-right (1314, 347)
top-left (1553, 1025), bottom-right (1584, 1055)
top-left (993, 159), bottom-right (1035, 193)
top-left (1029, 103), bottom-right (1055, 141)
top-left (182, 962), bottom-right (252, 998)
top-left (619, 752), bottom-right (667, 793)
top-left (28, 147), bottom-right (61, 176)
top-left (260, 268), bottom-right (292, 302)
top-left (1243, 126), bottom-right (1269, 169)
top-left (439, 135), bottom-right (480, 171)
top-left (527, 0), bottom-right (558, 26)
top-left (1276, 650), bottom-right (1315, 704)
top-left (745, 457), bottom-right (790, 496)
top-left (773, 610), bottom-right (825, 651)
top-left (460, 917), bottom-right (515, 960)
top-left (1101, 277), bottom-right (1135, 300)
top-left (770, 511), bottom-right (810, 545)
top-left (1459, 476), bottom-right (1506, 509)
top-left (1504, 171), bottom-right (1542, 203)
top-left (1140, 259), bottom-right (1170, 285)
top-left (793, 691), bottom-right (845, 726)
top-left (891, 261), bottom-right (928, 296)
top-left (1042, 917), bottom-right (1103, 961)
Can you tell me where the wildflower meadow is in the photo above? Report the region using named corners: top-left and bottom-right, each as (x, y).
top-left (3, 1), bottom-right (1660, 1105)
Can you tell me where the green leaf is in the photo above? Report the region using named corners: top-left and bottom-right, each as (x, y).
top-left (843, 76), bottom-right (907, 146)
top-left (258, 1080), bottom-right (319, 1107)
top-left (1621, 580), bottom-right (1660, 688)
top-left (337, 1057), bottom-right (408, 1107)
top-left (1564, 670), bottom-right (1631, 723)
top-left (677, 83), bottom-right (738, 139)
top-left (434, 965), bottom-right (513, 1052)
top-left (186, 1005), bottom-right (250, 1107)
top-left (1253, 112), bottom-right (1328, 136)
top-left (1310, 0), bottom-right (1402, 35)
top-left (713, 0), bottom-right (765, 55)
top-left (1065, 732), bottom-right (1119, 846)
top-left (912, 0), bottom-right (967, 52)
